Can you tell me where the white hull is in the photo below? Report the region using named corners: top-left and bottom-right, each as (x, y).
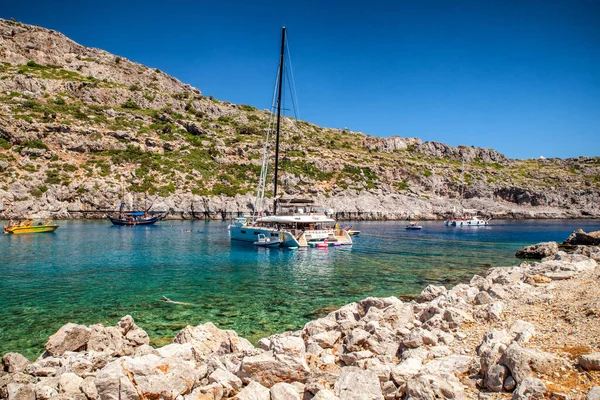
top-left (445, 217), bottom-right (489, 227)
top-left (229, 224), bottom-right (352, 248)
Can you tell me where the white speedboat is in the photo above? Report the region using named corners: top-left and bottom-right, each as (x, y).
top-left (405, 222), bottom-right (423, 230)
top-left (253, 233), bottom-right (282, 247)
top-left (444, 215), bottom-right (490, 227)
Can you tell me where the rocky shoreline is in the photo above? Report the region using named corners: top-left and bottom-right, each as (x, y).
top-left (2, 192), bottom-right (600, 221)
top-left (2, 232), bottom-right (600, 399)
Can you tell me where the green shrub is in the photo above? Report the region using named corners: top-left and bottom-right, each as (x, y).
top-left (22, 139), bottom-right (48, 150)
top-left (121, 99), bottom-right (140, 109)
top-left (236, 125), bottom-right (260, 135)
top-left (45, 169), bottom-right (61, 184)
top-left (115, 56), bottom-right (121, 64)
top-left (54, 97), bottom-right (65, 105)
top-left (26, 60), bottom-right (43, 68)
top-left (239, 104), bottom-right (257, 112)
top-left (0, 138), bottom-right (11, 149)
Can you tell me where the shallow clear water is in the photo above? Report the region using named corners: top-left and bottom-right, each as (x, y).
top-left (1, 219), bottom-right (598, 359)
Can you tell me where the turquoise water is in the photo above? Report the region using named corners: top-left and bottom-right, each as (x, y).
top-left (1, 219), bottom-right (599, 359)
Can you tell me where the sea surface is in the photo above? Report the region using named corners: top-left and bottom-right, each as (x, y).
top-left (1, 219), bottom-right (599, 359)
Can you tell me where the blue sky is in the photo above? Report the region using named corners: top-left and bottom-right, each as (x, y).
top-left (2, 1), bottom-right (599, 159)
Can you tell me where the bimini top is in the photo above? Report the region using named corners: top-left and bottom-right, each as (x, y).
top-left (257, 214), bottom-right (335, 224)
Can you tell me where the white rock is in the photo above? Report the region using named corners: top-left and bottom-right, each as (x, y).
top-left (312, 389), bottom-right (340, 400)
top-left (2, 353), bottom-right (30, 373)
top-left (270, 382), bottom-right (301, 400)
top-left (7, 383), bottom-right (36, 400)
top-left (209, 368), bottom-right (243, 393)
top-left (237, 350), bottom-right (309, 387)
top-left (512, 377), bottom-right (546, 400)
top-left (485, 364), bottom-right (508, 392)
top-left (312, 331), bottom-right (342, 349)
top-left (80, 376), bottom-right (98, 400)
top-left (334, 367), bottom-right (384, 400)
top-left (234, 381), bottom-right (270, 400)
top-left (417, 285), bottom-right (447, 303)
top-left (404, 373), bottom-right (466, 400)
top-left (58, 372), bottom-right (83, 395)
top-left (156, 343), bottom-right (196, 361)
top-left (587, 386), bottom-right (600, 400)
top-left (45, 323), bottom-right (91, 357)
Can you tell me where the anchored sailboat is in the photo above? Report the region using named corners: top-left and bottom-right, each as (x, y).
top-left (229, 27), bottom-right (352, 248)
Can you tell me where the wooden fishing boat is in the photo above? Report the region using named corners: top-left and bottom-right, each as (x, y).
top-left (106, 201), bottom-right (165, 226)
top-left (106, 213), bottom-right (164, 226)
top-left (3, 219), bottom-right (59, 234)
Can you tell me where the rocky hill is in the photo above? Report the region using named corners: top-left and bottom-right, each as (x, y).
top-left (0, 18), bottom-right (599, 220)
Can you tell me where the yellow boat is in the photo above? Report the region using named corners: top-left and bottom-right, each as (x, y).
top-left (3, 219), bottom-right (59, 235)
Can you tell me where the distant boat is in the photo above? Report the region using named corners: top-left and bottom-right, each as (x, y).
top-left (406, 222), bottom-right (423, 230)
top-left (444, 214), bottom-right (490, 227)
top-left (106, 202), bottom-right (165, 226)
top-left (445, 157), bottom-right (490, 227)
top-left (3, 219), bottom-right (59, 234)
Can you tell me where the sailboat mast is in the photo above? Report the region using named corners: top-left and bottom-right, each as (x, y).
top-left (272, 26), bottom-right (286, 215)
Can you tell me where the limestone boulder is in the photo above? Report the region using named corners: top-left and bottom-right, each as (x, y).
top-left (562, 229), bottom-right (600, 246)
top-left (512, 377), bottom-right (546, 400)
top-left (515, 242), bottom-right (559, 259)
top-left (95, 354), bottom-right (198, 400)
top-left (403, 373), bottom-right (466, 400)
top-left (234, 380), bottom-right (270, 400)
top-left (312, 331), bottom-right (342, 349)
top-left (2, 353), bottom-right (30, 374)
top-left (156, 343), bottom-right (196, 361)
top-left (237, 350), bottom-right (309, 388)
top-left (587, 386), bottom-right (600, 400)
top-left (334, 367), bottom-right (383, 400)
top-left (209, 367), bottom-right (243, 395)
top-left (6, 382), bottom-right (36, 400)
top-left (500, 343), bottom-right (566, 383)
top-left (45, 323), bottom-right (91, 357)
top-left (270, 382), bottom-right (302, 400)
top-left (378, 303), bottom-right (415, 331)
top-left (417, 285), bottom-right (447, 303)
top-left (57, 372), bottom-right (84, 396)
top-left (485, 364), bottom-right (509, 392)
top-left (174, 322), bottom-right (249, 361)
top-left (579, 353), bottom-right (600, 371)
top-left (358, 297), bottom-right (402, 316)
top-left (313, 389), bottom-right (340, 400)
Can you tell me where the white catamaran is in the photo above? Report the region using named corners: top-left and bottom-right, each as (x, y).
top-left (229, 27), bottom-right (352, 248)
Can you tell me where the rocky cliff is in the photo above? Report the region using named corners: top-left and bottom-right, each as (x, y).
top-left (1, 18), bottom-right (599, 219)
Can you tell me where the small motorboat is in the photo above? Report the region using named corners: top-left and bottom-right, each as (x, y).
top-left (3, 219), bottom-right (59, 235)
top-left (406, 222), bottom-right (423, 230)
top-left (254, 234), bottom-right (281, 247)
